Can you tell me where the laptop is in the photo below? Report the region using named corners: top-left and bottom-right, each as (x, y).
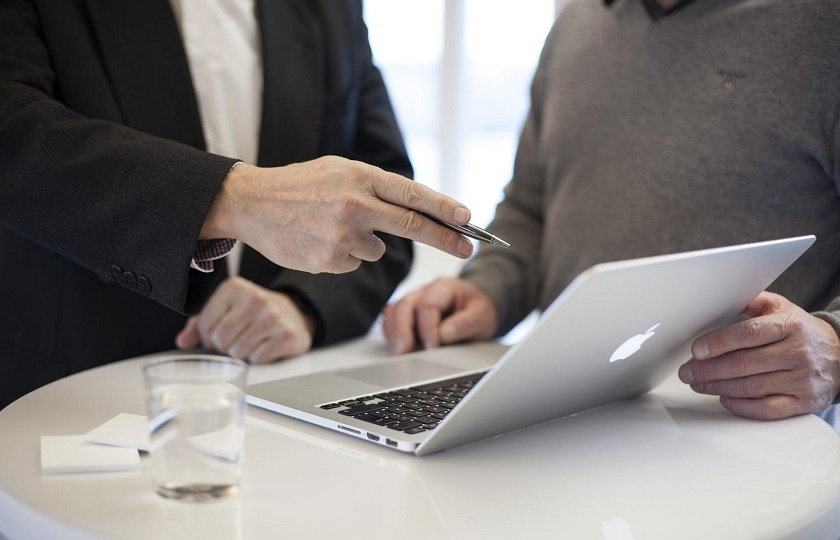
top-left (247, 236), bottom-right (815, 456)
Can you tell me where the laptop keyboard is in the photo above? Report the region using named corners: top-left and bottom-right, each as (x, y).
top-left (320, 372), bottom-right (485, 435)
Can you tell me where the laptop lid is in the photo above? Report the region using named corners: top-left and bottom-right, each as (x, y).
top-left (247, 236), bottom-right (815, 456)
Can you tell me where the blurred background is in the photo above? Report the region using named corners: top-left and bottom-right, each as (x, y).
top-left (364, 0), bottom-right (564, 335)
top-left (364, 0), bottom-right (560, 230)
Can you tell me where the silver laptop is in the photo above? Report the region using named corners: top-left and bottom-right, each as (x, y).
top-left (247, 236), bottom-right (815, 456)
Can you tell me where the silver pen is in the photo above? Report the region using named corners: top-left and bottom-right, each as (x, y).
top-left (421, 212), bottom-right (511, 248)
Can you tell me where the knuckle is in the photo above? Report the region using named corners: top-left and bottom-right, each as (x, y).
top-left (780, 313), bottom-right (802, 337)
top-left (400, 180), bottom-right (423, 209)
top-left (743, 377), bottom-right (762, 398)
top-left (733, 354), bottom-right (751, 378)
top-left (332, 196), bottom-right (364, 222)
top-left (425, 225), bottom-right (459, 253)
top-left (398, 210), bottom-right (423, 234)
top-left (256, 311), bottom-right (277, 332)
top-left (273, 325), bottom-right (293, 342)
top-left (243, 290), bottom-right (266, 310)
top-left (743, 320), bottom-right (763, 342)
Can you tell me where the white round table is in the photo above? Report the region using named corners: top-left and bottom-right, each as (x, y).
top-left (1, 337), bottom-right (839, 540)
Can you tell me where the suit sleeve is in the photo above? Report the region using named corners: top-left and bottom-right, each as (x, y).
top-left (0, 0), bottom-right (237, 314)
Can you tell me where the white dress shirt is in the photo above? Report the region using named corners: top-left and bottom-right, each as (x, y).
top-left (170, 0), bottom-right (263, 275)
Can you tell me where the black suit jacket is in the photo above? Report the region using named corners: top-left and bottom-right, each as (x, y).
top-left (0, 0), bottom-right (413, 408)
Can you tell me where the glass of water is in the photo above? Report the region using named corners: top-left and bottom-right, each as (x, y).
top-left (144, 354), bottom-right (248, 502)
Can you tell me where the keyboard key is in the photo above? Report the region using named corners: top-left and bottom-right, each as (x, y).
top-left (341, 402), bottom-right (388, 416)
top-left (423, 406), bottom-right (447, 414)
top-left (353, 413), bottom-right (384, 423)
top-left (389, 420), bottom-right (423, 432)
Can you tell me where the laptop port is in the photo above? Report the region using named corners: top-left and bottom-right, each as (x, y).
top-left (367, 433), bottom-right (380, 442)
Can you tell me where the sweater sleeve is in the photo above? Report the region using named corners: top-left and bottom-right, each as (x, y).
top-left (459, 26), bottom-right (562, 336)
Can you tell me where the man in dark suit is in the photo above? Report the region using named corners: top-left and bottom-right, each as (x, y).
top-left (0, 0), bottom-right (476, 409)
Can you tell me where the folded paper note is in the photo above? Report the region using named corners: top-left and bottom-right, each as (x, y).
top-left (40, 435), bottom-right (141, 475)
top-left (85, 413), bottom-right (150, 452)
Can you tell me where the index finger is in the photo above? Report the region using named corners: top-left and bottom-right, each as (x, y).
top-left (692, 315), bottom-right (790, 360)
top-left (367, 197), bottom-right (475, 259)
top-left (382, 299), bottom-right (419, 355)
top-left (371, 171), bottom-right (472, 226)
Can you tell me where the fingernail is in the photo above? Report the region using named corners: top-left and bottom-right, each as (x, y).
top-left (440, 323), bottom-right (458, 344)
top-left (694, 341), bottom-right (710, 359)
top-left (680, 367), bottom-right (694, 383)
top-left (458, 238), bottom-right (474, 258)
top-left (454, 207), bottom-right (470, 224)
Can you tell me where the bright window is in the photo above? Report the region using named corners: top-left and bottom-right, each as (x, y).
top-left (364, 0), bottom-right (558, 229)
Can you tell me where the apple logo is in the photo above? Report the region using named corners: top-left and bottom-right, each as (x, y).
top-left (609, 323), bottom-right (661, 363)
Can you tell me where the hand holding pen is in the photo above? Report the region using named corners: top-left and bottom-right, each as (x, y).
top-left (421, 212), bottom-right (510, 248)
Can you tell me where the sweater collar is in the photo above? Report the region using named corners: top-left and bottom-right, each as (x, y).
top-left (604, 0), bottom-right (700, 20)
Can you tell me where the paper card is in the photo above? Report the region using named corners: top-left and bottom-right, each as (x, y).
top-left (40, 435), bottom-right (141, 475)
top-left (85, 413), bottom-right (150, 452)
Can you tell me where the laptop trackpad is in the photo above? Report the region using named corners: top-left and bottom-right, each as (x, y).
top-left (337, 359), bottom-right (462, 388)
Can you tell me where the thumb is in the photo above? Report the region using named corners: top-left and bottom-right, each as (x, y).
top-left (176, 316), bottom-right (201, 349)
top-left (742, 291), bottom-right (784, 319)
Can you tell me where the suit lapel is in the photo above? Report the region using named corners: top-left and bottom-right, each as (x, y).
top-left (241, 1), bottom-right (325, 277)
top-left (254, 0), bottom-right (324, 167)
top-left (83, 0), bottom-right (324, 159)
top-left (84, 0), bottom-right (206, 149)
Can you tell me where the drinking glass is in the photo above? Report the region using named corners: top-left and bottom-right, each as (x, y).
top-left (144, 354), bottom-right (248, 502)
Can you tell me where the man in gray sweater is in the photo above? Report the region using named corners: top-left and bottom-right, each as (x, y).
top-left (383, 0), bottom-right (840, 423)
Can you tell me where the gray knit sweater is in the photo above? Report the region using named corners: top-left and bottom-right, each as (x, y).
top-left (462, 0), bottom-right (840, 340)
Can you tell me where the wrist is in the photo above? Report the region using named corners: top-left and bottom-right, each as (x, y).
top-left (812, 311), bottom-right (840, 404)
top-left (200, 161), bottom-right (253, 241)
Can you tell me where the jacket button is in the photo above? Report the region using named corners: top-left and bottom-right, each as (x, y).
top-left (111, 265), bottom-right (123, 282)
top-left (136, 276), bottom-right (151, 295)
top-left (121, 271), bottom-right (137, 289)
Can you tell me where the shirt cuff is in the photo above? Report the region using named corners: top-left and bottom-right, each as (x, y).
top-left (191, 238), bottom-right (237, 273)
